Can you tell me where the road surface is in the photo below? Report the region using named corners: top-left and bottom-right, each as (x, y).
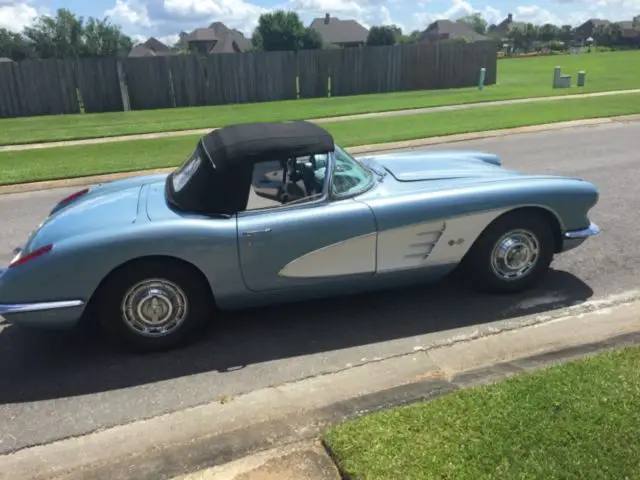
top-left (0, 121), bottom-right (638, 454)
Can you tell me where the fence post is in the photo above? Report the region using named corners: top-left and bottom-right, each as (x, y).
top-left (116, 59), bottom-right (131, 112)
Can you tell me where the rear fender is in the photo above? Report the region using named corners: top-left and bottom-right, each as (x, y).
top-left (0, 220), bottom-right (242, 306)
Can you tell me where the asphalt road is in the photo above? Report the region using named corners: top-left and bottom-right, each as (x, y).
top-left (0, 122), bottom-right (638, 454)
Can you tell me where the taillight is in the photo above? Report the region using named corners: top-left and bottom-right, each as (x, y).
top-left (59, 188), bottom-right (89, 206)
top-left (9, 244), bottom-right (53, 268)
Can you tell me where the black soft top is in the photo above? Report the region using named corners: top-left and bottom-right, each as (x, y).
top-left (165, 121), bottom-right (335, 215)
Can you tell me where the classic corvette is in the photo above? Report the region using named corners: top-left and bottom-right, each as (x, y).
top-left (0, 121), bottom-right (600, 351)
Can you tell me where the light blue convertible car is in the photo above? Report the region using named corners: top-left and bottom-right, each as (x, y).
top-left (0, 121), bottom-right (600, 351)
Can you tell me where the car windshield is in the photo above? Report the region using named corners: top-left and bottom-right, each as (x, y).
top-left (331, 145), bottom-right (376, 198)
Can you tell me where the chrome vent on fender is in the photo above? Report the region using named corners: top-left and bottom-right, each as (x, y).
top-left (404, 222), bottom-right (446, 261)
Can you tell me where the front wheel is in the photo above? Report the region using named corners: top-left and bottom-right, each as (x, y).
top-left (93, 259), bottom-right (214, 352)
top-left (462, 211), bottom-right (556, 294)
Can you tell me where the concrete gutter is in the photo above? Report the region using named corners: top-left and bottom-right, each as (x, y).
top-left (1, 292), bottom-right (639, 480)
top-left (1, 114), bottom-right (639, 196)
top-left (2, 88), bottom-right (639, 153)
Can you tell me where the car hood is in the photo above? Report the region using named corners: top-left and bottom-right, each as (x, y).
top-left (23, 174), bottom-right (168, 252)
top-left (360, 150), bottom-right (521, 182)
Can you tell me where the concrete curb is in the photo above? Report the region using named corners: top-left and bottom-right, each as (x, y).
top-left (1, 114), bottom-right (638, 196)
top-left (2, 88), bottom-right (639, 153)
top-left (1, 296), bottom-right (639, 480)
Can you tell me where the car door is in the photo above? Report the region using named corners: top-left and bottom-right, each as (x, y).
top-left (236, 158), bottom-right (377, 292)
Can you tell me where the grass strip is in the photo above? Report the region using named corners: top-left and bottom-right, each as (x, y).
top-left (2, 91), bottom-right (639, 185)
top-left (324, 345), bottom-right (640, 480)
top-left (0, 51), bottom-right (638, 145)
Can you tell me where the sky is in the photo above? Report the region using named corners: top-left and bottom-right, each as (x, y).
top-left (1, 0), bottom-right (639, 46)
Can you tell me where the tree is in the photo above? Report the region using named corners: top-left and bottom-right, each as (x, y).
top-left (456, 13), bottom-right (487, 35)
top-left (300, 27), bottom-right (323, 50)
top-left (398, 29), bottom-right (421, 43)
top-left (21, 8), bottom-right (132, 59)
top-left (537, 23), bottom-right (559, 43)
top-left (594, 23), bottom-right (622, 47)
top-left (508, 22), bottom-right (537, 52)
top-left (366, 25), bottom-right (397, 46)
top-left (23, 8), bottom-right (85, 58)
top-left (558, 25), bottom-right (574, 45)
top-left (0, 28), bottom-right (32, 61)
top-left (633, 15), bottom-right (640, 28)
top-left (82, 17), bottom-right (132, 57)
top-left (251, 10), bottom-right (320, 51)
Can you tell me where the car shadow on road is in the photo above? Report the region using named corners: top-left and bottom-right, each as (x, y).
top-left (0, 269), bottom-right (593, 404)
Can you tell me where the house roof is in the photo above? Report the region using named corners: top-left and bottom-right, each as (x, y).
top-left (181, 22), bottom-right (251, 53)
top-left (128, 37), bottom-right (172, 57)
top-left (420, 20), bottom-right (489, 41)
top-left (578, 18), bottom-right (611, 28)
top-left (309, 15), bottom-right (369, 44)
top-left (143, 37), bottom-right (171, 52)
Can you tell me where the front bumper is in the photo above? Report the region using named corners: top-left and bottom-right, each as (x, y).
top-left (0, 268), bottom-right (85, 329)
top-left (562, 222), bottom-right (601, 252)
top-left (564, 222), bottom-right (601, 239)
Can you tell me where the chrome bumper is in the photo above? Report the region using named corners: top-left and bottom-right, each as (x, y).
top-left (0, 299), bottom-right (84, 315)
top-left (0, 267), bottom-right (84, 316)
top-left (564, 222), bottom-right (601, 240)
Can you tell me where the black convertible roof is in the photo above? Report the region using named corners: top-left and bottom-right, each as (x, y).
top-left (201, 121), bottom-right (335, 169)
top-left (165, 121), bottom-right (335, 215)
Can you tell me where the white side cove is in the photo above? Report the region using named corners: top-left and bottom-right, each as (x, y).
top-left (278, 208), bottom-right (509, 278)
top-left (278, 232), bottom-right (377, 278)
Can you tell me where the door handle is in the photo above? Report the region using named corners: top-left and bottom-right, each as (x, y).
top-left (242, 228), bottom-right (272, 237)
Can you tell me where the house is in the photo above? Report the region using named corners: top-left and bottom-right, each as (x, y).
top-left (618, 20), bottom-right (640, 40)
top-left (574, 19), bottom-right (611, 40)
top-left (309, 14), bottom-right (369, 47)
top-left (128, 37), bottom-right (172, 57)
top-left (418, 19), bottom-right (489, 43)
top-left (487, 13), bottom-right (525, 39)
top-left (179, 22), bottom-right (251, 54)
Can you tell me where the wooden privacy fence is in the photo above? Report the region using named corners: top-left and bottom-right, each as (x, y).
top-left (0, 41), bottom-right (497, 118)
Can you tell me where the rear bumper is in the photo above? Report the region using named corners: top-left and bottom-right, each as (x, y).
top-left (561, 222), bottom-right (601, 252)
top-left (0, 268), bottom-right (84, 329)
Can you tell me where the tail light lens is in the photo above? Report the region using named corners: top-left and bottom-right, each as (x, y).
top-left (59, 188), bottom-right (89, 206)
top-left (9, 244), bottom-right (53, 268)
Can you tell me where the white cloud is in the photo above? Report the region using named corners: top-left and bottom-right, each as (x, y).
top-left (0, 0), bottom-right (39, 32)
top-left (132, 32), bottom-right (179, 45)
top-left (163, 0), bottom-right (266, 33)
top-left (512, 5), bottom-right (563, 25)
top-left (413, 0), bottom-right (504, 30)
top-left (105, 0), bottom-right (153, 28)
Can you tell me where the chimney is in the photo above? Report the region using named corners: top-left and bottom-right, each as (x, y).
top-left (507, 13), bottom-right (513, 22)
top-left (324, 13), bottom-right (330, 24)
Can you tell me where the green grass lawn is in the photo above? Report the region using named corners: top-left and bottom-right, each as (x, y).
top-left (324, 345), bottom-right (640, 480)
top-left (2, 91), bottom-right (639, 185)
top-left (0, 50), bottom-right (638, 146)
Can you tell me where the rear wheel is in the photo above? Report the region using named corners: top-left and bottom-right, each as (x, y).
top-left (93, 259), bottom-right (214, 352)
top-left (462, 211), bottom-right (555, 294)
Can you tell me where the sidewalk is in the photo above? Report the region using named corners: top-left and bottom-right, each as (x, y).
top-left (1, 88), bottom-right (639, 153)
top-left (171, 300), bottom-right (640, 480)
top-left (2, 292), bottom-right (639, 480)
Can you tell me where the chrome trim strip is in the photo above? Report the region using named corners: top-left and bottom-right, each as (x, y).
top-left (564, 222), bottom-right (601, 239)
top-left (0, 300), bottom-right (84, 315)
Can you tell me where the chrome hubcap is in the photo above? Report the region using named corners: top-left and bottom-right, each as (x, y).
top-left (121, 279), bottom-right (188, 338)
top-left (490, 229), bottom-right (540, 281)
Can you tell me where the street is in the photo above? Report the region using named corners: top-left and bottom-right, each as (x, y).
top-left (0, 121), bottom-right (638, 455)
